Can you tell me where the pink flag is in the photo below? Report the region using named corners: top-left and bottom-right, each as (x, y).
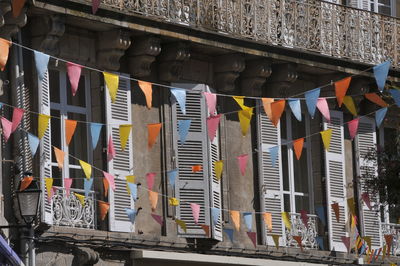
top-left (1, 117), bottom-right (12, 142)
top-left (190, 203), bottom-right (200, 224)
top-left (300, 210), bottom-right (309, 228)
top-left (11, 107), bottom-right (24, 133)
top-left (237, 154), bottom-right (249, 176)
top-left (92, 0), bottom-right (100, 14)
top-left (348, 118), bottom-right (360, 140)
top-left (206, 114), bottom-right (221, 142)
top-left (361, 192), bottom-right (372, 210)
top-left (66, 62), bottom-right (82, 96)
top-left (64, 178), bottom-right (73, 197)
top-left (107, 135), bottom-right (116, 162)
top-left (151, 213), bottom-right (163, 226)
top-left (247, 232), bottom-right (257, 248)
top-left (146, 172), bottom-right (156, 190)
top-left (316, 98), bottom-right (330, 122)
top-left (103, 171), bottom-right (115, 191)
top-left (203, 92), bottom-right (217, 115)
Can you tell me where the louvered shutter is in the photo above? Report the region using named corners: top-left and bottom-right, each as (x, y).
top-left (348, 0), bottom-right (370, 10)
top-left (257, 106), bottom-right (284, 246)
top-left (106, 74), bottom-right (135, 232)
top-left (355, 117), bottom-right (382, 248)
top-left (38, 70), bottom-right (53, 225)
top-left (323, 110), bottom-right (348, 252)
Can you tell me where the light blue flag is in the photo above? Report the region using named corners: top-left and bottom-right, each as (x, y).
top-left (373, 61), bottom-right (391, 91)
top-left (0, 102), bottom-right (3, 109)
top-left (27, 133), bottom-right (40, 157)
top-left (390, 89), bottom-right (400, 107)
top-left (90, 123), bottom-right (102, 149)
top-left (359, 243), bottom-right (367, 255)
top-left (167, 169), bottom-right (178, 186)
top-left (269, 146), bottom-right (279, 168)
top-left (315, 236), bottom-right (324, 250)
top-left (171, 88), bottom-right (187, 115)
top-left (375, 107), bottom-right (387, 128)
top-left (125, 208), bottom-right (137, 224)
top-left (315, 206), bottom-right (326, 226)
top-left (211, 207), bottom-right (220, 224)
top-left (178, 119), bottom-right (191, 145)
top-left (288, 98), bottom-right (302, 121)
top-left (84, 178), bottom-right (93, 197)
top-left (128, 182), bottom-right (137, 201)
top-left (305, 88), bottom-right (320, 118)
top-left (34, 51), bottom-right (50, 82)
top-left (224, 228), bottom-right (234, 243)
top-left (243, 212), bottom-right (253, 231)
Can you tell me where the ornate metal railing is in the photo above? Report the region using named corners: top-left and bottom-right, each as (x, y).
top-left (381, 223), bottom-right (400, 256)
top-left (89, 0), bottom-right (400, 69)
top-left (285, 213), bottom-right (318, 249)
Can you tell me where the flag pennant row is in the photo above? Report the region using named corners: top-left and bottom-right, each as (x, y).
top-left (120, 124), bottom-right (132, 151)
top-left (103, 72), bottom-right (119, 103)
top-left (1, 117), bottom-right (12, 142)
top-left (343, 96), bottom-right (357, 116)
top-left (192, 165), bottom-right (202, 173)
top-left (84, 178), bottom-right (93, 197)
top-left (288, 98), bottom-right (301, 121)
top-left (190, 203), bottom-right (200, 224)
top-left (66, 62), bottom-right (82, 96)
top-left (341, 236), bottom-right (351, 253)
top-left (92, 0), bottom-right (100, 14)
top-left (238, 106), bottom-right (253, 136)
top-left (167, 169), bottom-right (177, 186)
top-left (107, 135), bottom-right (116, 161)
top-left (178, 119), bottom-right (191, 145)
top-left (170, 88), bottom-right (186, 115)
top-left (261, 98), bottom-right (274, 121)
top-left (237, 154), bottom-right (248, 176)
top-left (203, 92), bottom-right (217, 115)
top-left (320, 129), bottom-right (332, 151)
top-left (28, 133), bottom-right (39, 156)
top-left (65, 119), bottom-right (77, 145)
top-left (317, 98), bottom-right (330, 122)
top-left (375, 107), bottom-right (387, 128)
top-left (104, 177), bottom-right (110, 197)
top-left (348, 118), bottom-right (360, 140)
top-left (293, 236), bottom-right (303, 251)
top-left (147, 123), bottom-right (161, 149)
top-left (315, 236), bottom-right (324, 250)
top-left (305, 88), bottom-right (320, 118)
top-left (214, 160), bottom-right (223, 180)
top-left (98, 201), bottom-right (110, 221)
top-left (364, 93), bottom-right (388, 107)
top-left (90, 123), bottom-right (102, 149)
top-left (207, 114), bottom-right (221, 142)
top-left (335, 77), bottom-right (351, 107)
top-left (270, 100), bottom-right (285, 127)
top-left (138, 80), bottom-right (152, 109)
top-left (11, 108), bottom-right (24, 133)
top-left (373, 61), bottom-right (390, 91)
top-left (243, 212), bottom-right (253, 231)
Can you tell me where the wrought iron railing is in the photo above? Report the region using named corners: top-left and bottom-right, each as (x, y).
top-left (285, 213), bottom-right (318, 249)
top-left (381, 223), bottom-right (400, 256)
top-left (87, 0), bottom-right (400, 69)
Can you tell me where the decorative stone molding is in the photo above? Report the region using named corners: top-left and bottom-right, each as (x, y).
top-left (128, 35), bottom-right (161, 78)
top-left (0, 2), bottom-right (27, 40)
top-left (74, 247), bottom-right (99, 265)
top-left (97, 30), bottom-right (131, 71)
top-left (265, 63), bottom-right (298, 97)
top-left (240, 58), bottom-right (272, 96)
top-left (30, 15), bottom-right (65, 55)
top-left (158, 42), bottom-right (190, 82)
top-left (214, 54), bottom-right (245, 93)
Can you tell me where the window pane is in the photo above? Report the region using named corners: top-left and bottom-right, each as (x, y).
top-left (281, 113), bottom-right (287, 140)
top-left (295, 195), bottom-right (309, 212)
top-left (69, 168), bottom-right (85, 189)
top-left (50, 70), bottom-right (60, 103)
top-left (51, 166), bottom-right (62, 187)
top-left (284, 194), bottom-right (291, 212)
top-left (67, 113), bottom-right (88, 165)
top-left (291, 114), bottom-right (305, 140)
top-left (67, 75), bottom-right (86, 107)
top-left (294, 149), bottom-right (309, 193)
top-left (378, 5), bottom-right (391, 15)
top-left (282, 147), bottom-right (290, 191)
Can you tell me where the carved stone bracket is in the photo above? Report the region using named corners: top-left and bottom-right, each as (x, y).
top-left (241, 58), bottom-right (272, 96)
top-left (214, 54), bottom-right (245, 93)
top-left (158, 42), bottom-right (190, 82)
top-left (74, 247), bottom-right (99, 265)
top-left (128, 35), bottom-right (161, 78)
top-left (265, 63), bottom-right (298, 97)
top-left (97, 30), bottom-right (131, 71)
top-left (0, 2), bottom-right (27, 40)
top-left (30, 15), bottom-right (65, 55)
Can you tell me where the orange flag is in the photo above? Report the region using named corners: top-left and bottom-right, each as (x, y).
top-left (138, 80), bottom-right (152, 109)
top-left (0, 38), bottom-right (11, 71)
top-left (365, 93), bottom-right (388, 107)
top-left (230, 210), bottom-right (240, 231)
top-left (192, 165), bottom-right (202, 173)
top-left (263, 212), bottom-right (272, 232)
top-left (98, 200), bottom-right (110, 221)
top-left (335, 77), bottom-right (351, 107)
top-left (53, 147), bottom-right (65, 169)
top-left (293, 138), bottom-right (304, 160)
top-left (293, 236), bottom-right (303, 251)
top-left (331, 202), bottom-right (340, 222)
top-left (200, 224), bottom-right (210, 237)
top-left (148, 190), bottom-right (158, 212)
top-left (65, 119), bottom-right (77, 145)
top-left (261, 98), bottom-right (274, 121)
top-left (12, 0), bottom-right (26, 17)
top-left (20, 176), bottom-right (33, 191)
top-left (270, 100), bottom-right (285, 127)
top-left (148, 123), bottom-right (162, 149)
top-left (103, 178), bottom-right (109, 197)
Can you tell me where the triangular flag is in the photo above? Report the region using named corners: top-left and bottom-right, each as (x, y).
top-left (170, 88), bottom-right (186, 115)
top-left (98, 201), bottom-right (110, 221)
top-left (119, 124), bottom-right (132, 151)
top-left (45, 178), bottom-right (53, 201)
top-left (175, 219), bottom-right (187, 233)
top-left (64, 178), bottom-right (72, 197)
top-left (247, 232), bottom-right (257, 248)
top-left (237, 154), bottom-right (248, 176)
top-left (375, 107), bottom-right (387, 128)
top-left (300, 210), bottom-right (308, 227)
top-left (316, 98), bottom-right (330, 122)
top-left (230, 210), bottom-right (240, 231)
top-left (233, 96), bottom-right (246, 110)
top-left (107, 135), bottom-right (116, 161)
top-left (361, 192), bottom-right (372, 210)
top-left (261, 98), bottom-right (274, 121)
top-left (211, 207), bottom-right (220, 224)
top-left (104, 177), bottom-right (110, 196)
top-left (90, 123), bottom-right (102, 149)
top-left (149, 190), bottom-right (158, 212)
top-left (320, 129), bottom-right (332, 151)
top-left (293, 138), bottom-right (304, 160)
top-left (305, 88), bottom-right (320, 118)
top-left (373, 61), bottom-right (390, 91)
top-left (214, 160), bottom-right (223, 180)
top-left (315, 236), bottom-right (324, 250)
top-left (12, 0), bottom-right (26, 17)
top-left (84, 178), bottom-right (93, 197)
top-left (331, 202), bottom-right (340, 222)
top-left (53, 147), bottom-right (65, 169)
top-left (125, 208), bottom-right (137, 224)
top-left (389, 89), bottom-right (400, 107)
top-left (1, 117), bottom-right (12, 142)
top-left (343, 96), bottom-right (357, 116)
top-left (224, 228), bottom-right (234, 242)
top-left (363, 236), bottom-right (372, 249)
top-left (38, 114), bottom-right (50, 139)
top-left (103, 171), bottom-right (115, 191)
top-left (66, 62), bottom-right (82, 96)
top-left (347, 197), bottom-right (356, 215)
top-left (128, 183), bottom-right (137, 201)
top-left (263, 212), bottom-right (272, 232)
top-left (243, 212), bottom-right (253, 231)
top-left (103, 72), bottom-right (119, 103)
top-left (341, 236), bottom-right (351, 253)
top-left (384, 234), bottom-right (393, 250)
top-left (138, 80), bottom-right (152, 109)
top-left (382, 245), bottom-right (386, 260)
top-left (348, 118), bottom-right (360, 140)
top-left (203, 92), bottom-right (217, 115)
top-left (167, 169), bottom-right (178, 186)
top-left (282, 212), bottom-right (291, 230)
top-left (151, 214), bottom-right (163, 226)
top-left (335, 77), bottom-right (351, 107)
top-left (190, 203), bottom-right (200, 224)
top-left (315, 206), bottom-right (326, 226)
top-left (27, 133), bottom-right (39, 157)
top-left (20, 176), bottom-right (33, 191)
top-left (272, 235), bottom-right (280, 249)
top-left (33, 51), bottom-right (50, 82)
top-left (270, 100), bottom-right (285, 127)
top-left (269, 146), bottom-right (279, 168)
top-left (201, 224), bottom-right (210, 237)
top-left (11, 108), bottom-right (24, 133)
top-left (293, 236), bottom-right (303, 251)
top-left (178, 120), bottom-right (191, 145)
top-left (92, 0), bottom-right (100, 14)
top-left (365, 93), bottom-right (388, 107)
top-left (65, 119), bottom-right (77, 145)
top-left (0, 38), bottom-right (10, 71)
top-left (192, 165), bottom-right (202, 173)
top-left (147, 123), bottom-right (161, 149)
top-left (206, 114), bottom-right (221, 142)
top-left (79, 160), bottom-right (92, 179)
top-left (168, 197), bottom-right (179, 206)
top-left (146, 172), bottom-right (156, 190)
top-left (126, 175), bottom-right (135, 184)
top-left (288, 98), bottom-right (302, 121)
top-left (238, 106), bottom-right (253, 136)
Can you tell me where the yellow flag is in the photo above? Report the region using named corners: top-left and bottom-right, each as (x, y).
top-left (238, 106), bottom-right (253, 136)
top-left (175, 219), bottom-right (187, 233)
top-left (169, 197), bottom-right (180, 206)
top-left (320, 129), bottom-right (333, 151)
top-left (233, 96), bottom-right (246, 110)
top-left (119, 124), bottom-right (132, 151)
top-left (343, 96), bottom-right (357, 116)
top-left (347, 198), bottom-right (356, 215)
top-left (282, 212), bottom-right (292, 230)
top-left (103, 72), bottom-right (119, 103)
top-left (79, 160), bottom-right (92, 180)
top-left (126, 175), bottom-right (135, 194)
top-left (272, 234), bottom-right (280, 249)
top-left (214, 160), bottom-right (223, 180)
top-left (38, 114), bottom-right (51, 139)
top-left (74, 193), bottom-right (85, 206)
top-left (45, 177), bottom-right (53, 198)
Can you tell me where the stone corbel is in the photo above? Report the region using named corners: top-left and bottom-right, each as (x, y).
top-left (240, 58), bottom-right (271, 96)
top-left (128, 35), bottom-right (161, 78)
top-left (265, 63), bottom-right (298, 98)
top-left (30, 15), bottom-right (65, 55)
top-left (0, 2), bottom-right (27, 40)
top-left (158, 42), bottom-right (190, 82)
top-left (74, 247), bottom-right (99, 265)
top-left (97, 30), bottom-right (131, 71)
top-left (214, 54), bottom-right (245, 93)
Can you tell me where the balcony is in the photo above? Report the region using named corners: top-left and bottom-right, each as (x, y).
top-left (285, 213), bottom-right (318, 249)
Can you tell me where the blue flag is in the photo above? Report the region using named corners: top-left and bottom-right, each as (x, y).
top-left (27, 133), bottom-right (40, 157)
top-left (390, 89), bottom-right (400, 107)
top-left (170, 88), bottom-right (187, 115)
top-left (0, 102), bottom-right (3, 109)
top-left (84, 178), bottom-right (93, 197)
top-left (305, 88), bottom-right (320, 118)
top-left (359, 243), bottom-right (367, 255)
top-left (178, 120), bottom-right (191, 145)
top-left (315, 236), bottom-right (324, 250)
top-left (211, 207), bottom-right (220, 224)
top-left (375, 107), bottom-right (387, 128)
top-left (243, 212), bottom-right (253, 231)
top-left (288, 98), bottom-right (301, 121)
top-left (269, 146), bottom-right (279, 168)
top-left (90, 123), bottom-right (102, 149)
top-left (167, 169), bottom-right (178, 186)
top-left (373, 61), bottom-right (390, 91)
top-left (34, 51), bottom-right (50, 82)
top-left (224, 228), bottom-right (234, 243)
top-left (128, 182), bottom-right (137, 201)
top-left (125, 208), bottom-right (137, 224)
top-left (315, 206), bottom-right (326, 226)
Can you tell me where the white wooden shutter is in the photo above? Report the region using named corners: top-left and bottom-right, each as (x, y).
top-left (323, 110), bottom-right (348, 252)
top-left (257, 106), bottom-right (284, 246)
top-left (355, 117), bottom-right (382, 249)
top-left (39, 70), bottom-right (53, 225)
top-left (348, 0), bottom-right (370, 10)
top-left (106, 74), bottom-right (135, 232)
